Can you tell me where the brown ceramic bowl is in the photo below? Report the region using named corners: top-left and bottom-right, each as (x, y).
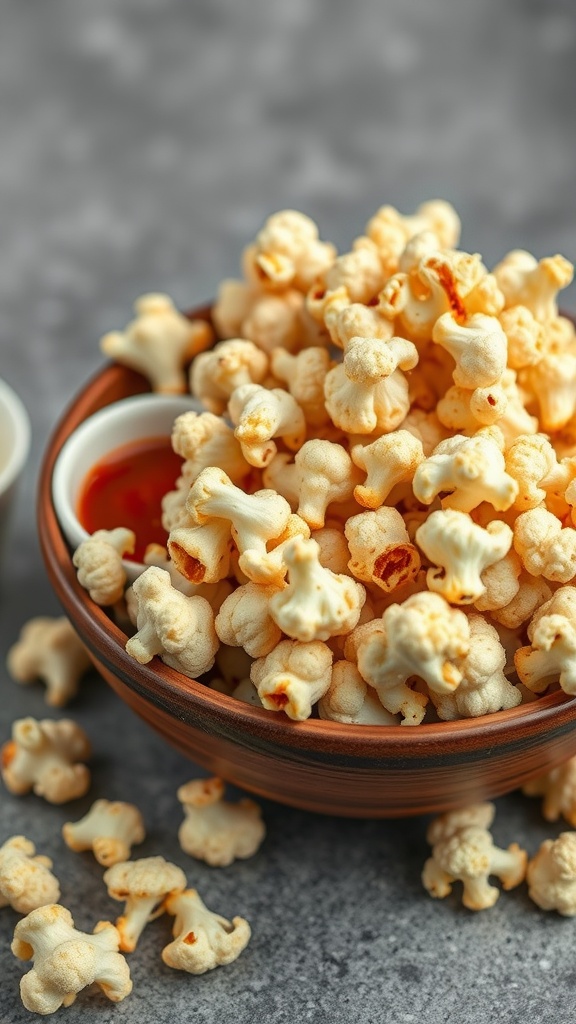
top-left (38, 305), bottom-right (576, 818)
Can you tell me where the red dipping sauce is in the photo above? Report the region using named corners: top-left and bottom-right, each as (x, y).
top-left (77, 437), bottom-right (183, 563)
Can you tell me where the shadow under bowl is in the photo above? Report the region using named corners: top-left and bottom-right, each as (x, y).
top-left (38, 308), bottom-right (576, 817)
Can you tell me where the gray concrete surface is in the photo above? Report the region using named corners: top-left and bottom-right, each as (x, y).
top-left (1, 1), bottom-right (576, 1021)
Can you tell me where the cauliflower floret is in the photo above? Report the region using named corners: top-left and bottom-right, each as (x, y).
top-left (318, 661), bottom-right (398, 725)
top-left (433, 312), bottom-right (508, 389)
top-left (345, 506), bottom-right (421, 594)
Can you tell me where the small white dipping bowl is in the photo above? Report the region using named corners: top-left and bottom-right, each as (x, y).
top-left (52, 393), bottom-right (202, 584)
top-left (0, 377), bottom-right (31, 552)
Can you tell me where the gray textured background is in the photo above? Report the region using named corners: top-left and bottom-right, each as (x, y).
top-left (1, 1), bottom-right (576, 1021)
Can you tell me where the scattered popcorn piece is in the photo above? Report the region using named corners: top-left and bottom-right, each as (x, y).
top-left (513, 507), bottom-right (576, 583)
top-left (269, 537), bottom-right (365, 642)
top-left (1, 717), bottom-right (91, 804)
top-left (103, 856), bottom-right (187, 953)
top-left (7, 617), bottom-right (91, 707)
top-left (162, 888), bottom-right (251, 974)
top-left (177, 776), bottom-right (265, 866)
top-left (357, 593), bottom-right (470, 724)
top-left (351, 430), bottom-right (424, 509)
top-left (433, 312), bottom-right (508, 389)
top-left (228, 382), bottom-right (306, 467)
top-left (12, 904), bottom-right (132, 1014)
top-left (515, 586), bottom-right (576, 695)
top-left (432, 614), bottom-right (521, 720)
top-left (251, 639), bottom-right (333, 720)
top-left (215, 581), bottom-right (284, 657)
top-left (62, 799), bottom-right (146, 867)
top-left (523, 757), bottom-right (576, 828)
top-left (125, 566), bottom-right (218, 678)
top-left (422, 803), bottom-right (527, 910)
top-left (345, 506), bottom-right (421, 594)
top-left (413, 431), bottom-right (518, 513)
top-left (527, 833), bottom-right (576, 916)
top-left (190, 338), bottom-right (269, 415)
top-left (324, 335), bottom-right (416, 435)
top-left (415, 509), bottom-right (513, 604)
top-left (318, 661), bottom-right (398, 725)
top-left (73, 527), bottom-right (135, 606)
top-left (0, 836), bottom-right (60, 913)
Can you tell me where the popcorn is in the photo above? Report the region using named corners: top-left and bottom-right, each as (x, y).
top-left (0, 836), bottom-right (60, 914)
top-left (62, 799), bottom-right (146, 867)
top-left (7, 616), bottom-right (91, 707)
top-left (177, 776), bottom-right (265, 866)
top-left (1, 717), bottom-right (91, 804)
top-left (190, 338), bottom-right (269, 415)
top-left (73, 527), bottom-right (135, 607)
top-left (162, 889), bottom-right (251, 974)
top-left (100, 293), bottom-right (213, 394)
top-left (81, 202), bottom-right (576, 731)
top-left (103, 856), bottom-right (187, 952)
top-left (415, 509), bottom-right (513, 605)
top-left (126, 566), bottom-right (219, 678)
top-left (228, 382), bottom-right (306, 467)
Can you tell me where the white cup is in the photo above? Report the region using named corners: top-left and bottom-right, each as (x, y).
top-left (0, 378), bottom-right (31, 553)
top-left (52, 393), bottom-right (202, 584)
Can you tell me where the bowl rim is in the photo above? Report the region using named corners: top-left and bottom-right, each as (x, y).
top-left (37, 309), bottom-right (576, 760)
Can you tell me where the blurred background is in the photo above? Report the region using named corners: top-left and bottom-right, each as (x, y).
top-left (2, 0), bottom-right (576, 516)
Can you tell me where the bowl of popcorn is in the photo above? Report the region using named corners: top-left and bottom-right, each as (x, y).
top-left (38, 203), bottom-right (576, 817)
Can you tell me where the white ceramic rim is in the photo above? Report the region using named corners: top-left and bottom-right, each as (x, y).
top-left (52, 393), bottom-right (202, 583)
top-left (0, 377), bottom-right (31, 495)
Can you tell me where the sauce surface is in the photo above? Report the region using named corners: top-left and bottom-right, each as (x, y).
top-left (77, 436), bottom-right (183, 563)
